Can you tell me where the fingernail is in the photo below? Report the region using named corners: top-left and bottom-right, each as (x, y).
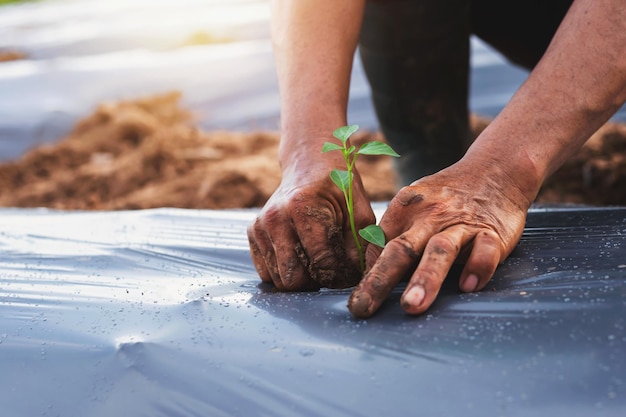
top-left (462, 274), bottom-right (479, 292)
top-left (402, 285), bottom-right (425, 308)
top-left (348, 291), bottom-right (373, 319)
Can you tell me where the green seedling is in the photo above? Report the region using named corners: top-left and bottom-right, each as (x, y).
top-left (322, 124), bottom-right (400, 272)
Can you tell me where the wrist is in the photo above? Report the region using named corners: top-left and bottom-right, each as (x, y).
top-left (464, 135), bottom-right (544, 207)
top-left (277, 132), bottom-right (346, 184)
top-left (277, 118), bottom-right (349, 167)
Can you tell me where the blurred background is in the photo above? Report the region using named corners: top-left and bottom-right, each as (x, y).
top-left (2, 0), bottom-right (625, 162)
top-left (0, 0), bottom-right (530, 162)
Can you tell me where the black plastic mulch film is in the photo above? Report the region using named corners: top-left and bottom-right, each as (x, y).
top-left (0, 205), bottom-right (624, 416)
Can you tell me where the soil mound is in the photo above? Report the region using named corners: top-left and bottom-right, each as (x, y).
top-left (1, 92), bottom-right (625, 209)
top-left (0, 49), bottom-right (25, 62)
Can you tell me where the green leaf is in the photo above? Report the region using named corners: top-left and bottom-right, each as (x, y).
top-left (329, 169), bottom-right (350, 193)
top-left (356, 141), bottom-right (400, 157)
top-left (322, 142), bottom-right (343, 153)
top-left (359, 224), bottom-right (386, 248)
top-left (333, 124), bottom-right (359, 144)
top-left (346, 145), bottom-right (356, 155)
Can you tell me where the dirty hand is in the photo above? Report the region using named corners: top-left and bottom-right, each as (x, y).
top-left (248, 157), bottom-right (376, 291)
top-left (348, 159), bottom-right (533, 318)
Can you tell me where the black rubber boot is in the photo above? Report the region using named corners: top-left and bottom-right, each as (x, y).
top-left (359, 0), bottom-right (472, 187)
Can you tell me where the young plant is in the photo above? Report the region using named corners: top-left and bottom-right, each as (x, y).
top-left (321, 124), bottom-right (400, 272)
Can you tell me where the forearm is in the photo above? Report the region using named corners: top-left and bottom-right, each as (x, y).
top-left (468, 0), bottom-right (626, 201)
top-left (271, 0), bottom-right (365, 169)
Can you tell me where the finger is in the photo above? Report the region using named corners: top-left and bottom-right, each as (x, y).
top-left (249, 219), bottom-right (286, 291)
top-left (247, 223), bottom-right (272, 284)
top-left (459, 229), bottom-right (502, 293)
top-left (360, 187), bottom-right (427, 274)
top-left (378, 186), bottom-right (428, 238)
top-left (260, 206), bottom-right (323, 291)
top-left (401, 226), bottom-right (474, 315)
top-left (295, 203), bottom-right (361, 289)
top-left (273, 226), bottom-right (319, 292)
top-left (348, 226), bottom-right (434, 318)
top-left (364, 241), bottom-right (383, 273)
top-left (360, 188), bottom-right (424, 277)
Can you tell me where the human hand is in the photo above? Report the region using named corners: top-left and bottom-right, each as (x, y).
top-left (248, 158), bottom-right (376, 291)
top-left (347, 159), bottom-right (533, 318)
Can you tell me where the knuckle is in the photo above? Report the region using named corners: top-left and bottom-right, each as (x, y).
top-left (285, 197), bottom-right (337, 229)
top-left (386, 234), bottom-right (420, 261)
top-left (261, 206), bottom-right (283, 228)
top-left (426, 234), bottom-right (459, 259)
top-left (281, 197), bottom-right (302, 214)
top-left (309, 246), bottom-right (339, 269)
top-left (480, 230), bottom-right (502, 250)
top-left (394, 186), bottom-right (425, 207)
top-left (249, 219), bottom-right (265, 239)
top-left (474, 230), bottom-right (506, 259)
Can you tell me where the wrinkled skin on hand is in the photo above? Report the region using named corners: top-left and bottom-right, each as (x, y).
top-left (348, 160), bottom-right (533, 318)
top-left (247, 164), bottom-right (376, 291)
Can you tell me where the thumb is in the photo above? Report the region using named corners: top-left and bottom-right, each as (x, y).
top-left (364, 242), bottom-right (383, 274)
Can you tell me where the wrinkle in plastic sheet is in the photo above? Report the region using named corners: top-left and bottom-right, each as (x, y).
top-left (1, 206), bottom-right (625, 417)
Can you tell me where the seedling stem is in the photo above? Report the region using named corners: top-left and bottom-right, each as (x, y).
top-left (322, 125), bottom-right (400, 272)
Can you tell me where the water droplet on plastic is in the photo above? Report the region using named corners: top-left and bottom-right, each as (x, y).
top-left (299, 348), bottom-right (315, 357)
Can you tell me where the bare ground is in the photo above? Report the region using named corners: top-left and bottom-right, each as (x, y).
top-left (1, 92), bottom-right (625, 210)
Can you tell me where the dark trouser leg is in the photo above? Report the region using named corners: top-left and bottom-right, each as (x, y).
top-left (470, 0), bottom-right (574, 70)
top-left (359, 0), bottom-right (471, 186)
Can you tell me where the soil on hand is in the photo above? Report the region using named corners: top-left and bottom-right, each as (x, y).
top-left (1, 92), bottom-right (625, 210)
